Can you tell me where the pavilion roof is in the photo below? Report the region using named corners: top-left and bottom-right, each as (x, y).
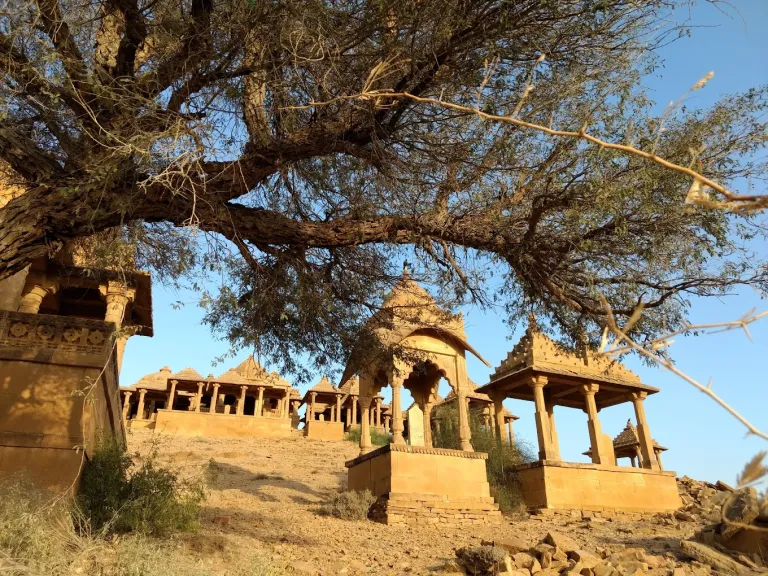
top-left (172, 367), bottom-right (205, 382)
top-left (340, 271), bottom-right (490, 384)
top-left (124, 366), bottom-right (173, 391)
top-left (207, 357), bottom-right (290, 389)
top-left (338, 376), bottom-right (359, 395)
top-left (476, 323), bottom-right (658, 410)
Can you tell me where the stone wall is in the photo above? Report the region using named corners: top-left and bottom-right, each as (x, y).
top-left (515, 460), bottom-right (682, 513)
top-left (304, 420), bottom-right (344, 441)
top-left (0, 311), bottom-right (124, 490)
top-left (154, 409), bottom-right (292, 438)
top-left (369, 493), bottom-right (502, 526)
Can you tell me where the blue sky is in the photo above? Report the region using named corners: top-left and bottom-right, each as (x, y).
top-left (121, 2), bottom-right (768, 485)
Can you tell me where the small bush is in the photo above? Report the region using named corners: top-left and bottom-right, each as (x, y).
top-left (344, 426), bottom-right (391, 446)
top-left (432, 403), bottom-right (534, 513)
top-left (319, 490), bottom-right (376, 520)
top-left (78, 438), bottom-right (205, 537)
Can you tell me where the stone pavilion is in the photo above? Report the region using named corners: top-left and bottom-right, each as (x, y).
top-left (301, 376), bottom-right (344, 440)
top-left (336, 376), bottom-right (386, 433)
top-left (122, 358), bottom-right (299, 438)
top-left (584, 419), bottom-right (668, 470)
top-left (342, 270), bottom-right (502, 525)
top-left (0, 237), bottom-right (152, 489)
top-left (475, 323), bottom-right (682, 514)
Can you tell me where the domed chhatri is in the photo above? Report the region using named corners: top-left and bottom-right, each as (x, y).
top-left (120, 356), bottom-right (300, 439)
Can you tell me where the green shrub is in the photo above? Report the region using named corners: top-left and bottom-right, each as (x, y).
top-left (432, 403), bottom-right (534, 513)
top-left (344, 426), bottom-right (391, 446)
top-left (78, 438), bottom-right (205, 537)
top-left (319, 490), bottom-right (376, 520)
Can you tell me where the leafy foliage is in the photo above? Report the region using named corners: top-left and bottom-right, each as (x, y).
top-left (0, 1), bottom-right (766, 381)
top-left (344, 426), bottom-right (391, 447)
top-left (77, 438), bottom-right (205, 537)
top-left (432, 403), bottom-right (533, 513)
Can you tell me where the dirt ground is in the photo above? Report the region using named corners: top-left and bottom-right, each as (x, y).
top-left (126, 428), bottom-right (716, 575)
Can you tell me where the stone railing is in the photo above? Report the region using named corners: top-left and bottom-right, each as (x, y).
top-left (0, 310), bottom-right (115, 361)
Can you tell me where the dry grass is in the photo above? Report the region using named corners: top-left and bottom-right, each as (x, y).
top-left (318, 490), bottom-right (376, 520)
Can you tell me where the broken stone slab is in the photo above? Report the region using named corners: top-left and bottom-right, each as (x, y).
top-left (721, 487), bottom-right (760, 539)
top-left (485, 536), bottom-right (530, 555)
top-left (542, 531), bottom-right (580, 554)
top-left (679, 540), bottom-right (750, 575)
top-left (567, 550), bottom-right (601, 569)
top-left (512, 552), bottom-right (541, 572)
top-left (716, 480), bottom-right (735, 492)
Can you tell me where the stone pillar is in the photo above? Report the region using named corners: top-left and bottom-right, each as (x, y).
top-left (655, 449), bottom-right (664, 471)
top-left (256, 386), bottom-right (264, 416)
top-left (195, 382), bottom-right (204, 412)
top-left (101, 281), bottom-right (134, 374)
top-left (422, 402), bottom-right (433, 448)
top-left (391, 379), bottom-right (405, 445)
top-left (493, 397), bottom-right (506, 444)
top-left (506, 420), bottom-right (514, 444)
top-left (122, 391), bottom-right (133, 423)
top-left (375, 398), bottom-right (381, 427)
top-left (529, 375), bottom-right (556, 461)
top-left (630, 392), bottom-right (659, 470)
top-left (352, 396), bottom-right (358, 425)
top-left (345, 405), bottom-right (351, 427)
top-left (630, 454), bottom-right (637, 467)
top-left (359, 397), bottom-right (373, 455)
top-left (137, 389), bottom-right (147, 420)
top-left (17, 285), bottom-right (49, 314)
top-left (310, 392), bottom-right (317, 422)
top-left (237, 386), bottom-right (247, 415)
top-left (384, 415), bottom-right (391, 433)
top-left (335, 394), bottom-right (341, 423)
top-left (167, 380), bottom-right (178, 411)
top-left (211, 384), bottom-right (220, 413)
top-left (456, 387), bottom-right (473, 452)
top-left (580, 383), bottom-right (610, 464)
top-left (545, 402), bottom-right (561, 459)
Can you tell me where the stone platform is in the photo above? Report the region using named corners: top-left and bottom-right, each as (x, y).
top-left (515, 460), bottom-right (682, 514)
top-left (345, 443), bottom-right (501, 525)
top-left (154, 409), bottom-right (292, 438)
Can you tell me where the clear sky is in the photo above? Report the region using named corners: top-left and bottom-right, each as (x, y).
top-left (121, 2), bottom-right (768, 485)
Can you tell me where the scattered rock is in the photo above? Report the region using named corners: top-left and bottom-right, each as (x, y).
top-left (543, 532), bottom-right (580, 554)
top-left (721, 487), bottom-right (760, 539)
top-left (456, 546), bottom-right (508, 576)
top-left (716, 480), bottom-right (735, 492)
top-left (512, 551), bottom-right (540, 572)
top-left (675, 510), bottom-right (697, 522)
top-left (679, 540), bottom-right (747, 575)
top-left (491, 536), bottom-right (530, 555)
top-left (568, 550), bottom-right (600, 569)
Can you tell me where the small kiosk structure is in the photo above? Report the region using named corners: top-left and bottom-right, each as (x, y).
top-left (343, 271), bottom-right (501, 525)
top-left (302, 376), bottom-right (344, 441)
top-left (335, 376), bottom-right (385, 432)
top-left (584, 420), bottom-right (668, 470)
top-left (475, 324), bottom-right (681, 515)
top-left (432, 381), bottom-right (519, 444)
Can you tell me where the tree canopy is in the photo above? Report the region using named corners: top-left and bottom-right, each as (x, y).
top-left (0, 0), bottom-right (766, 379)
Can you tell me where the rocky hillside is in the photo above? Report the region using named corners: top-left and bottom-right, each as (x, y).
top-left (126, 429), bottom-right (766, 576)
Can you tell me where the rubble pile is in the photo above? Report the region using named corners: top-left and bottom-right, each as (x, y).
top-left (674, 477), bottom-right (733, 523)
top-left (459, 530), bottom-right (767, 576)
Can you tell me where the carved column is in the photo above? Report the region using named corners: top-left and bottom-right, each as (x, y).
top-left (101, 281), bottom-right (135, 374)
top-left (422, 401), bottom-right (434, 448)
top-left (167, 380), bottom-right (178, 411)
top-left (633, 445), bottom-right (642, 467)
top-left (237, 386), bottom-right (247, 415)
top-left (375, 398), bottom-right (381, 427)
top-left (309, 392), bottom-right (317, 422)
top-left (336, 394), bottom-right (342, 423)
top-left (122, 391), bottom-right (133, 422)
top-left (351, 396), bottom-right (358, 425)
top-left (456, 388), bottom-right (473, 452)
top-left (359, 396), bottom-right (374, 455)
top-left (581, 383), bottom-right (609, 464)
top-left (17, 285), bottom-right (49, 314)
top-left (256, 386), bottom-right (264, 416)
top-left (655, 449), bottom-right (664, 471)
top-left (195, 382), bottom-right (204, 412)
top-left (384, 414), bottom-right (391, 433)
top-left (506, 420), bottom-right (514, 444)
top-left (630, 392), bottom-right (659, 470)
top-left (137, 389), bottom-right (147, 420)
top-left (345, 406), bottom-right (351, 428)
top-left (493, 396), bottom-right (507, 444)
top-left (529, 375), bottom-right (555, 460)
top-left (211, 384), bottom-right (220, 413)
top-left (391, 378), bottom-right (405, 445)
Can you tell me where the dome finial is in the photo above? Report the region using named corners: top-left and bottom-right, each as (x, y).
top-left (403, 259), bottom-right (410, 278)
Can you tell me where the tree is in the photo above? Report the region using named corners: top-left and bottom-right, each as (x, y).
top-left (0, 0), bottom-right (766, 378)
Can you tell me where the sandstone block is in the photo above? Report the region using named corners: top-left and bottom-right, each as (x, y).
top-left (679, 540), bottom-right (746, 575)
